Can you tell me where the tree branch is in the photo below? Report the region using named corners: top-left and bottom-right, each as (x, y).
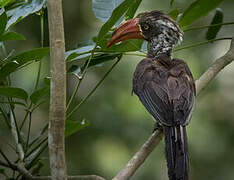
top-left (47, 0), bottom-right (67, 179)
top-left (112, 37), bottom-right (234, 180)
top-left (196, 37), bottom-right (234, 93)
top-left (113, 130), bottom-right (163, 180)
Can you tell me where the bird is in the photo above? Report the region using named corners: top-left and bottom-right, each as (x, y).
top-left (107, 10), bottom-right (196, 180)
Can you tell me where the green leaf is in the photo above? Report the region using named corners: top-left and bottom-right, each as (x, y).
top-left (92, 0), bottom-right (123, 22)
top-left (86, 52), bottom-right (121, 67)
top-left (0, 31), bottom-right (25, 41)
top-left (10, 47), bottom-right (49, 62)
top-left (6, 0), bottom-right (46, 29)
top-left (0, 9), bottom-right (7, 35)
top-left (0, 47), bottom-right (49, 79)
top-left (0, 0), bottom-right (13, 8)
top-left (65, 45), bottom-right (95, 62)
top-left (206, 8), bottom-right (223, 40)
top-left (0, 101), bottom-right (26, 106)
top-left (97, 0), bottom-right (133, 44)
top-left (125, 0), bottom-right (142, 20)
top-left (65, 119), bottom-right (90, 137)
top-left (179, 0), bottom-right (225, 28)
top-left (168, 9), bottom-right (179, 21)
top-left (30, 86), bottom-right (49, 104)
top-left (0, 86), bottom-right (28, 100)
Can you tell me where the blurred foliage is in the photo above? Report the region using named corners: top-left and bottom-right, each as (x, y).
top-left (0, 0), bottom-right (234, 179)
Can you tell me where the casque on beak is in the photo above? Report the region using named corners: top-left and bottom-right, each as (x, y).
top-left (107, 18), bottom-right (144, 48)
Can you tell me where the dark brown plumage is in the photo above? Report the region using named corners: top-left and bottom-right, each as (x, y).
top-left (107, 10), bottom-right (196, 180)
top-left (133, 54), bottom-right (195, 180)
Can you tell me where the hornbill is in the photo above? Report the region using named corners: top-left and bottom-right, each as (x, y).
top-left (107, 11), bottom-right (196, 180)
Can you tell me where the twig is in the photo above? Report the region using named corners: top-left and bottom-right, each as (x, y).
top-left (174, 37), bottom-right (232, 52)
top-left (184, 22), bottom-right (234, 32)
top-left (66, 46), bottom-right (97, 111)
top-left (67, 56), bottom-right (122, 119)
top-left (0, 159), bottom-right (9, 168)
top-left (10, 109), bottom-right (24, 161)
top-left (47, 0), bottom-right (67, 179)
top-left (112, 37), bottom-right (234, 180)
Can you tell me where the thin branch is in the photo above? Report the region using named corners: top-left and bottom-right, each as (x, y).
top-left (0, 149), bottom-right (12, 168)
top-left (47, 0), bottom-right (67, 179)
top-left (174, 37), bottom-right (232, 52)
top-left (66, 47), bottom-right (97, 111)
top-left (34, 10), bottom-right (44, 90)
top-left (184, 22), bottom-right (234, 32)
top-left (67, 56), bottom-right (122, 119)
top-left (0, 159), bottom-right (9, 168)
top-left (112, 37), bottom-right (234, 180)
top-left (26, 112), bottom-right (32, 152)
top-left (10, 109), bottom-right (24, 161)
top-left (113, 130), bottom-right (163, 180)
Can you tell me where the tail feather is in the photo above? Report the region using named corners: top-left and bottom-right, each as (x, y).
top-left (164, 126), bottom-right (189, 180)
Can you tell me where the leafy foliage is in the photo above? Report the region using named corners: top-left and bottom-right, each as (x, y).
top-left (0, 47), bottom-right (49, 79)
top-left (179, 0), bottom-right (225, 28)
top-left (96, 0), bottom-right (135, 46)
top-left (65, 45), bottom-right (95, 62)
top-left (0, 86), bottom-right (28, 100)
top-left (0, 0), bottom-right (233, 178)
top-left (125, 0), bottom-right (142, 20)
top-left (30, 86), bottom-right (49, 104)
top-left (0, 31), bottom-right (25, 41)
top-left (6, 0), bottom-right (46, 29)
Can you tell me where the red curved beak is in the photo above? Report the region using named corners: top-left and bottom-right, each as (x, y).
top-left (107, 18), bottom-right (144, 48)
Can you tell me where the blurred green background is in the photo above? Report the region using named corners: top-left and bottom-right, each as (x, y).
top-left (1, 0), bottom-right (234, 179)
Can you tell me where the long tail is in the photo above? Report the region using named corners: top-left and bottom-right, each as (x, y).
top-left (164, 125), bottom-right (189, 180)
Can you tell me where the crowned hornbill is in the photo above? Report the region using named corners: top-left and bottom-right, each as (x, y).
top-left (107, 11), bottom-right (196, 180)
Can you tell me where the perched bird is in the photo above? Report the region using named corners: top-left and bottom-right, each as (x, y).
top-left (107, 11), bottom-right (196, 180)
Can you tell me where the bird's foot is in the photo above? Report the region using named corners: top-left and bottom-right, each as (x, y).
top-left (153, 122), bottom-right (163, 132)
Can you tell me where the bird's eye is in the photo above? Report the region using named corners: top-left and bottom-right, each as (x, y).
top-left (142, 24), bottom-right (149, 30)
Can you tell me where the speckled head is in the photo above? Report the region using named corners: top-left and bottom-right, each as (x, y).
top-left (107, 10), bottom-right (183, 57)
top-left (137, 10), bottom-right (183, 43)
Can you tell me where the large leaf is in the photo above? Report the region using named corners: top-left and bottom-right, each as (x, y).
top-left (65, 45), bottom-right (95, 62)
top-left (0, 9), bottom-right (7, 35)
top-left (6, 0), bottom-right (46, 29)
top-left (65, 119), bottom-right (90, 137)
top-left (68, 53), bottom-right (122, 77)
top-left (125, 0), bottom-right (142, 20)
top-left (0, 31), bottom-right (25, 41)
top-left (30, 86), bottom-right (49, 104)
top-left (0, 86), bottom-right (28, 100)
top-left (92, 0), bottom-right (123, 22)
top-left (206, 8), bottom-right (223, 40)
top-left (0, 0), bottom-right (13, 8)
top-left (0, 47), bottom-right (49, 79)
top-left (97, 0), bottom-right (133, 44)
top-left (179, 0), bottom-right (225, 28)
